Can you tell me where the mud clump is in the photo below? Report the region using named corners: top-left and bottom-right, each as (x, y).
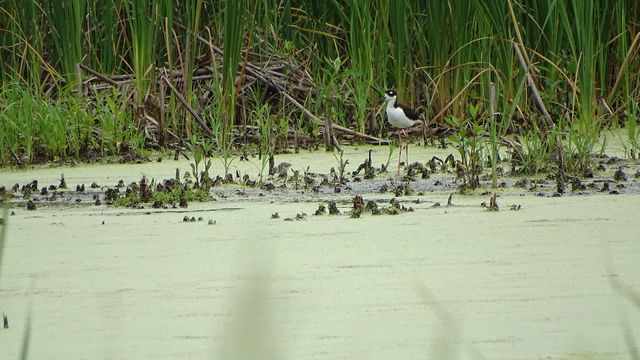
top-left (570, 177), bottom-right (586, 192)
top-left (350, 195), bottom-right (414, 217)
top-left (350, 195), bottom-right (365, 218)
top-left (487, 193), bottom-right (499, 211)
top-left (22, 180), bottom-right (38, 194)
top-left (328, 202), bottom-right (340, 215)
top-left (614, 167), bottom-right (627, 182)
top-left (353, 151), bottom-right (376, 180)
top-left (393, 183), bottom-right (413, 197)
top-left (365, 201), bottom-right (380, 215)
top-left (104, 188), bottom-right (119, 204)
top-left (26, 200), bottom-right (36, 211)
top-left (138, 176), bottom-right (153, 203)
top-left (59, 174), bottom-right (67, 189)
top-left (406, 162), bottom-right (426, 179)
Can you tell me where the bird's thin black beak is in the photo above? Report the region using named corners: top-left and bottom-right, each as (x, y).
top-left (370, 85), bottom-right (383, 97)
top-left (375, 96), bottom-right (385, 104)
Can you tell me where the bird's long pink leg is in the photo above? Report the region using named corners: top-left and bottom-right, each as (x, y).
top-left (404, 130), bottom-right (409, 165)
top-left (397, 132), bottom-right (403, 176)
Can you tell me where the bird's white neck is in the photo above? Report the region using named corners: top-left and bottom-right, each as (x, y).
top-left (386, 97), bottom-right (397, 109)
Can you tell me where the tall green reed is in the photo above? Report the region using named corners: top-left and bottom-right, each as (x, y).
top-left (347, 0), bottom-right (375, 133)
top-left (416, 0), bottom-right (449, 115)
top-left (45, 0), bottom-right (85, 87)
top-left (388, 0), bottom-right (411, 99)
top-left (220, 0), bottom-right (246, 148)
top-left (125, 0), bottom-right (161, 106)
top-left (555, 1), bottom-right (605, 170)
top-left (86, 0), bottom-right (123, 74)
top-left (0, 1), bottom-right (51, 86)
top-left (181, 0), bottom-right (204, 137)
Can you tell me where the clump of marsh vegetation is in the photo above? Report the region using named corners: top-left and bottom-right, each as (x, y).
top-left (0, 0), bottom-right (639, 196)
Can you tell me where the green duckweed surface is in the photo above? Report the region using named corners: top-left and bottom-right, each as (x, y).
top-left (1, 144), bottom-right (639, 360)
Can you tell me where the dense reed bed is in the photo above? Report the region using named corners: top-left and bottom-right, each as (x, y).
top-left (1, 0), bottom-right (640, 173)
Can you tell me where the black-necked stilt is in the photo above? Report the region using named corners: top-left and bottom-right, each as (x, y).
top-left (378, 89), bottom-right (422, 174)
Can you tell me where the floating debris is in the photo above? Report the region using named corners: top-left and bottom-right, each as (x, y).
top-left (393, 183), bottom-right (412, 197)
top-left (328, 201), bottom-right (340, 215)
top-left (350, 195), bottom-right (365, 218)
top-left (487, 193), bottom-right (499, 211)
top-left (59, 174), bottom-right (67, 189)
top-left (514, 178), bottom-right (530, 188)
top-left (365, 201), bottom-right (380, 215)
top-left (387, 198), bottom-right (413, 214)
top-left (614, 167), bottom-right (627, 182)
top-left (104, 188), bottom-right (119, 204)
top-left (571, 177), bottom-right (586, 192)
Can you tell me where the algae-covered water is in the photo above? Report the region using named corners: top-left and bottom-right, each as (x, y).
top-left (1, 144), bottom-right (639, 360)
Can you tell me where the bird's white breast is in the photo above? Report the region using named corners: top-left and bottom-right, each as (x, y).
top-left (386, 102), bottom-right (416, 129)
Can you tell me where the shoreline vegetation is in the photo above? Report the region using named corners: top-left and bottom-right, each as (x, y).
top-left (1, 1), bottom-right (640, 183)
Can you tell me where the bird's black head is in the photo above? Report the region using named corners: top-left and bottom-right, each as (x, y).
top-left (379, 89), bottom-right (397, 103)
top-left (375, 89), bottom-right (397, 104)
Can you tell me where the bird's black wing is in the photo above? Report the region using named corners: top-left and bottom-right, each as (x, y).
top-left (395, 102), bottom-right (422, 120)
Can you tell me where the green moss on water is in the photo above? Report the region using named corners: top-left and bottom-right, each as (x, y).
top-left (113, 186), bottom-right (210, 207)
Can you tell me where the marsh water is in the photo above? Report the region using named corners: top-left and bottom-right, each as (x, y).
top-left (1, 144), bottom-right (639, 359)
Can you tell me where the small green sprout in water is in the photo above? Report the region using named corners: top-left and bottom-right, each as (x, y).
top-left (333, 150), bottom-right (349, 180)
